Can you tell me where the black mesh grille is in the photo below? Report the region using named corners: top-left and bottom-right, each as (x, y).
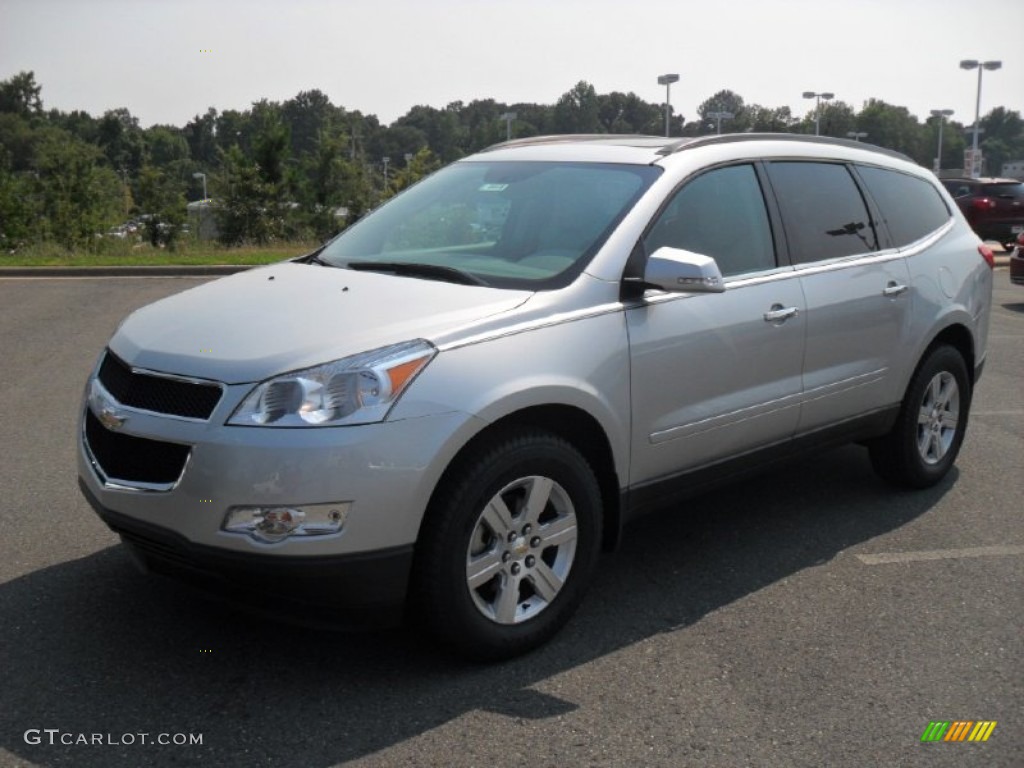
top-left (98, 351), bottom-right (221, 419)
top-left (84, 409), bottom-right (191, 485)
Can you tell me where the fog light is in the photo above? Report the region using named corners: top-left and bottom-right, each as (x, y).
top-left (223, 502), bottom-right (350, 543)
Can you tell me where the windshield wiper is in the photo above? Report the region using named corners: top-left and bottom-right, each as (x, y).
top-left (346, 261), bottom-right (489, 286)
top-left (295, 244), bottom-right (331, 266)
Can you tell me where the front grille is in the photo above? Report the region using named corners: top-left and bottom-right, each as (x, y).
top-left (84, 409), bottom-right (191, 485)
top-left (98, 350), bottom-right (222, 419)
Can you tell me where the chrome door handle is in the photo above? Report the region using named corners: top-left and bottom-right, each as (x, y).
top-left (763, 304), bottom-right (799, 323)
top-left (883, 282), bottom-right (909, 297)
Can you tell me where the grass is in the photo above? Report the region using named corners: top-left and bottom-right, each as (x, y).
top-left (0, 239), bottom-right (320, 267)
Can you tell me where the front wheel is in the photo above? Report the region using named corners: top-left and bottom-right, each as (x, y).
top-left (869, 344), bottom-right (971, 489)
top-left (411, 429), bottom-right (602, 660)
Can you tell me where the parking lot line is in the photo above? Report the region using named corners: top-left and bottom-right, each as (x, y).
top-left (855, 545), bottom-right (1024, 565)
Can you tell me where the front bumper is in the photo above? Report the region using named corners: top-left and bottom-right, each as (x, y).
top-left (77, 385), bottom-right (484, 626)
top-left (81, 479), bottom-right (412, 629)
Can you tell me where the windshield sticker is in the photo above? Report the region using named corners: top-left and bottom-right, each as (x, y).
top-left (478, 183), bottom-right (509, 192)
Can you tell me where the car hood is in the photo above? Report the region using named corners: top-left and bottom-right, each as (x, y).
top-left (109, 262), bottom-right (532, 384)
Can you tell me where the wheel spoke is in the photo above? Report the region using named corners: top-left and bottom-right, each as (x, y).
top-left (522, 476), bottom-right (554, 525)
top-left (918, 428), bottom-right (932, 458)
top-left (528, 562), bottom-right (563, 603)
top-left (917, 405), bottom-right (932, 425)
top-left (940, 411), bottom-right (959, 430)
top-left (928, 432), bottom-right (942, 461)
top-left (927, 375), bottom-right (942, 407)
top-left (493, 575), bottom-right (521, 623)
top-left (481, 496), bottom-right (515, 538)
top-left (538, 514), bottom-right (577, 548)
top-left (466, 548), bottom-right (503, 589)
top-left (937, 375), bottom-right (956, 408)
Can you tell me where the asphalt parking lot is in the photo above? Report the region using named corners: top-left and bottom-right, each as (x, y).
top-left (0, 270), bottom-right (1020, 768)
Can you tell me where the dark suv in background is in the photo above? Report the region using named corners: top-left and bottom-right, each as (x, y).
top-left (941, 177), bottom-right (1024, 245)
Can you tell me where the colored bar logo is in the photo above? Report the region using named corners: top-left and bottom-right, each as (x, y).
top-left (921, 721), bottom-right (997, 742)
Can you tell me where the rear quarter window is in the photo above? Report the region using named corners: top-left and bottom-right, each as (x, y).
top-left (856, 166), bottom-right (951, 247)
top-left (766, 161), bottom-right (878, 264)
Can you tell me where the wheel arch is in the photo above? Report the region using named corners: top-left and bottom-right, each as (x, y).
top-left (417, 404), bottom-right (623, 555)
top-left (919, 321), bottom-right (976, 386)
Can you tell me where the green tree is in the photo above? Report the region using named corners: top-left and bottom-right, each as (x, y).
top-left (33, 128), bottom-right (120, 250)
top-left (855, 100), bottom-right (925, 158)
top-left (97, 108), bottom-right (146, 177)
top-left (552, 81), bottom-right (602, 134)
top-left (183, 107), bottom-right (219, 166)
top-left (389, 147), bottom-right (440, 196)
top-left (282, 89), bottom-right (338, 157)
top-left (979, 107), bottom-right (1024, 176)
top-left (696, 89), bottom-right (747, 134)
top-left (214, 145), bottom-right (283, 245)
top-left (0, 71), bottom-right (43, 118)
top-left (0, 149), bottom-right (39, 250)
top-left (135, 166), bottom-right (187, 248)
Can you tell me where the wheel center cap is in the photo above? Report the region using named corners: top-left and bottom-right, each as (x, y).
top-left (512, 536), bottom-right (529, 557)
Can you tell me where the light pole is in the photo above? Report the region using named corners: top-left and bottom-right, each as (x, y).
top-left (929, 109), bottom-right (954, 172)
top-left (802, 91), bottom-right (834, 135)
top-left (707, 110), bottom-right (734, 135)
top-left (657, 74), bottom-right (680, 137)
top-left (499, 112), bottom-right (516, 142)
top-left (382, 157), bottom-right (390, 192)
top-left (959, 59), bottom-right (1001, 178)
top-left (846, 131), bottom-right (868, 142)
top-left (192, 172), bottom-right (207, 239)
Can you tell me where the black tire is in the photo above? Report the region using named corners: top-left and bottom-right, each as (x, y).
top-left (869, 344), bottom-right (971, 489)
top-left (411, 429), bottom-right (602, 661)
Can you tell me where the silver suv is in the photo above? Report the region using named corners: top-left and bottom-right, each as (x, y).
top-left (78, 134), bottom-right (994, 659)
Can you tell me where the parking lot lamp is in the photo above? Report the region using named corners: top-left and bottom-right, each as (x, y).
top-left (959, 60), bottom-right (1000, 177)
top-left (846, 131), bottom-right (868, 142)
top-left (802, 91), bottom-right (834, 135)
top-left (707, 111), bottom-right (734, 135)
top-left (499, 112), bottom-right (517, 142)
top-left (929, 109), bottom-right (954, 172)
top-left (657, 74), bottom-right (680, 137)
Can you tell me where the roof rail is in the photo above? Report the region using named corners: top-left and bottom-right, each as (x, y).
top-left (480, 134), bottom-right (675, 152)
top-left (658, 132), bottom-right (913, 162)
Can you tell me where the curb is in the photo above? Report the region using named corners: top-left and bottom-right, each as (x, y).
top-left (0, 264), bottom-right (256, 278)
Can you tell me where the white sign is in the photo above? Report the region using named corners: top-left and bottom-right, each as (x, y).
top-left (964, 148), bottom-right (983, 178)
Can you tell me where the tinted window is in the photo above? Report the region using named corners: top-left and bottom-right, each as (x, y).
top-left (857, 166), bottom-right (950, 247)
top-left (644, 164), bottom-right (776, 276)
top-left (768, 162), bottom-right (878, 263)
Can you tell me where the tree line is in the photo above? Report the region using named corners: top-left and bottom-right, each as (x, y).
top-left (1, 72), bottom-right (1022, 253)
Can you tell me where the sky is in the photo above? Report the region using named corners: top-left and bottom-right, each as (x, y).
top-left (2, 0), bottom-right (1023, 131)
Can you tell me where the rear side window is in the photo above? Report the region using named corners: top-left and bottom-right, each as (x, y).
top-left (767, 162), bottom-right (878, 264)
top-left (857, 166), bottom-right (951, 247)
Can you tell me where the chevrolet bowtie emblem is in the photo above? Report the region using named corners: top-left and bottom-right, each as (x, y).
top-left (98, 406), bottom-right (127, 431)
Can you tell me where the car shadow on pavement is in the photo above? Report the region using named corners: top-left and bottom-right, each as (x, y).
top-left (0, 445), bottom-right (954, 767)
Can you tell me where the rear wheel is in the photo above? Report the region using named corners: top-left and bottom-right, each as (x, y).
top-left (869, 344), bottom-right (970, 488)
top-left (411, 429), bottom-right (602, 660)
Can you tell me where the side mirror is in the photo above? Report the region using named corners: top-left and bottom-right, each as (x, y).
top-left (642, 246), bottom-right (726, 293)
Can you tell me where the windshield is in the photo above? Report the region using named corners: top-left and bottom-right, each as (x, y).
top-left (319, 161), bottom-right (661, 289)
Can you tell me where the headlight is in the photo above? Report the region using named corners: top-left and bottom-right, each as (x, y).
top-left (228, 340), bottom-right (435, 427)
